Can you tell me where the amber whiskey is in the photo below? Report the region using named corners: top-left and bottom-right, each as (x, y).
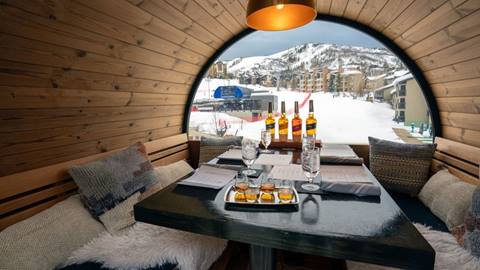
top-left (306, 100), bottom-right (317, 136)
top-left (291, 101), bottom-right (302, 142)
top-left (260, 181), bottom-right (275, 202)
top-left (265, 102), bottom-right (275, 137)
top-left (278, 101), bottom-right (288, 141)
top-left (278, 188), bottom-right (294, 203)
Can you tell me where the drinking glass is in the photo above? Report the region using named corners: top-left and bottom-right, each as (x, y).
top-left (260, 176), bottom-right (275, 202)
top-left (278, 180), bottom-right (294, 203)
top-left (241, 138), bottom-right (258, 176)
top-left (234, 174), bottom-right (248, 202)
top-left (245, 187), bottom-right (260, 203)
top-left (260, 129), bottom-right (272, 153)
top-left (301, 148), bottom-right (321, 191)
top-left (302, 134), bottom-right (316, 151)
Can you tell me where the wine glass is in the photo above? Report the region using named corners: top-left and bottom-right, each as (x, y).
top-left (241, 138), bottom-right (258, 176)
top-left (302, 134), bottom-right (315, 151)
top-left (301, 148), bottom-right (321, 191)
top-left (260, 129), bottom-right (272, 153)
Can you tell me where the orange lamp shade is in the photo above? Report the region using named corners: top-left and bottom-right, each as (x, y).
top-left (246, 0), bottom-right (317, 31)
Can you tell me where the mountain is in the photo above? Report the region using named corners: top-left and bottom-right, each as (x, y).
top-left (226, 43), bottom-right (404, 77)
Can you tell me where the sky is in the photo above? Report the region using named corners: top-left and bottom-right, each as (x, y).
top-left (219, 21), bottom-right (385, 61)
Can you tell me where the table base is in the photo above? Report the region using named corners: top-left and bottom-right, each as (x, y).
top-left (249, 245), bottom-right (274, 270)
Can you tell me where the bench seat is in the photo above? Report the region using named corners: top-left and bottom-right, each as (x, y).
top-left (389, 192), bottom-right (449, 233)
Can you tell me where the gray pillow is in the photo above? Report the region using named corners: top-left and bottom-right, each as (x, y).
top-left (419, 169), bottom-right (458, 207)
top-left (69, 142), bottom-right (157, 217)
top-left (465, 185), bottom-right (480, 258)
top-left (430, 180), bottom-right (476, 229)
top-left (368, 137), bottom-right (435, 196)
top-left (0, 195), bottom-right (105, 270)
top-left (199, 136), bottom-right (242, 164)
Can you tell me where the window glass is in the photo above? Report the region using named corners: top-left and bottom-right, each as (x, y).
top-left (188, 21), bottom-right (433, 144)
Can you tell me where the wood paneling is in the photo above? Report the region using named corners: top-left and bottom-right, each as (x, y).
top-left (0, 0), bottom-right (480, 179)
top-left (0, 0), bottom-right (207, 175)
top-left (0, 133), bottom-right (190, 230)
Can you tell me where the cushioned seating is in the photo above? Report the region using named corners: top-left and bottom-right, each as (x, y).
top-left (389, 192), bottom-right (449, 232)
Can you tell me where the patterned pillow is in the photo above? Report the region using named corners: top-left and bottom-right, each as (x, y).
top-left (368, 137), bottom-right (435, 196)
top-left (465, 185), bottom-right (480, 258)
top-left (69, 142), bottom-right (157, 217)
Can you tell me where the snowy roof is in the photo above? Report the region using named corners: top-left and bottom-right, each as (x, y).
top-left (373, 83), bottom-right (394, 92)
top-left (367, 74), bottom-right (386, 81)
top-left (342, 70), bottom-right (362, 75)
top-left (390, 88), bottom-right (397, 94)
top-left (393, 73), bottom-right (414, 85)
top-left (385, 69), bottom-right (409, 79)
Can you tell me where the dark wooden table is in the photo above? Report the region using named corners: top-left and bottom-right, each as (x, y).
top-left (134, 148), bottom-right (435, 270)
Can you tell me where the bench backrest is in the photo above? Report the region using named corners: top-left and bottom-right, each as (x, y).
top-left (0, 134), bottom-right (190, 230)
top-left (432, 137), bottom-right (480, 185)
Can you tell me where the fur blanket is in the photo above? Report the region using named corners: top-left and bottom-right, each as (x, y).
top-left (62, 222), bottom-right (227, 270)
top-left (347, 224), bottom-right (480, 270)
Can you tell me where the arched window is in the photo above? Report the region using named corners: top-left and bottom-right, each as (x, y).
top-left (188, 21), bottom-right (435, 144)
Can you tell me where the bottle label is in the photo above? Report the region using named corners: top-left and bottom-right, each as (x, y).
top-left (279, 123), bottom-right (288, 131)
top-left (292, 124), bottom-right (302, 132)
top-left (266, 123), bottom-right (275, 130)
top-left (306, 123), bottom-right (316, 130)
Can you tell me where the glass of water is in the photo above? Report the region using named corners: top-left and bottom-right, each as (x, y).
top-left (301, 148), bottom-right (321, 191)
top-left (260, 129), bottom-right (272, 153)
top-left (241, 138), bottom-right (258, 176)
top-left (302, 134), bottom-right (316, 151)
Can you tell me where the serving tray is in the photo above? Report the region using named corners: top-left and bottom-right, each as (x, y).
top-left (223, 185), bottom-right (299, 211)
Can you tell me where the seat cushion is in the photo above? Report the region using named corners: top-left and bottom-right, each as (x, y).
top-left (368, 137), bottom-right (435, 196)
top-left (57, 261), bottom-right (177, 270)
top-left (0, 195), bottom-right (105, 270)
top-left (390, 192), bottom-right (449, 232)
top-left (465, 185), bottom-right (480, 258)
top-left (69, 142), bottom-right (157, 217)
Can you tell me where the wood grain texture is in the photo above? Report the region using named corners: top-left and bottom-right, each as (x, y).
top-left (0, 0), bottom-right (480, 179)
top-left (0, 134), bottom-right (189, 230)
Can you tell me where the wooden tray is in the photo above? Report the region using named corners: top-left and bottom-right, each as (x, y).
top-left (223, 185), bottom-right (299, 211)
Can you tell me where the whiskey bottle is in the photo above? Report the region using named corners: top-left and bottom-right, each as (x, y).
top-left (278, 101), bottom-right (288, 142)
top-left (291, 101), bottom-right (302, 142)
top-left (306, 100), bottom-right (317, 136)
top-left (265, 102), bottom-right (276, 138)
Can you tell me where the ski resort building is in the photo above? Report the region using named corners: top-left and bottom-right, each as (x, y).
top-left (392, 74), bottom-right (430, 127)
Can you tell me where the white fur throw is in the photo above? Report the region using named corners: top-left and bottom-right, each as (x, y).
top-left (347, 224), bottom-right (480, 270)
top-left (63, 222), bottom-right (227, 270)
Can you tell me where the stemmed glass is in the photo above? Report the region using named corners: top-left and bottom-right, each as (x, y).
top-left (260, 129), bottom-right (272, 153)
top-left (302, 134), bottom-right (315, 151)
top-left (301, 148), bottom-right (321, 191)
top-left (241, 138), bottom-right (258, 176)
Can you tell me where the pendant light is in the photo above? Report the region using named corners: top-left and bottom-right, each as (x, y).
top-left (246, 0), bottom-right (317, 31)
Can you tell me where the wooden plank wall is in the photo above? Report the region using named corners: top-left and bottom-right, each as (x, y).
top-left (1, 0), bottom-right (479, 176)
top-left (0, 0), bottom-right (244, 176)
top-left (316, 0), bottom-right (480, 148)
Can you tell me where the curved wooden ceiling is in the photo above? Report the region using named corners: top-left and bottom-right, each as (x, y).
top-left (0, 0), bottom-right (479, 175)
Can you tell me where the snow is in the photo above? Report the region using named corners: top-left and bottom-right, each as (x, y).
top-left (373, 83), bottom-right (394, 92)
top-left (190, 80), bottom-right (405, 144)
top-left (342, 70), bottom-right (362, 75)
top-left (226, 43), bottom-right (401, 77)
top-left (392, 73), bottom-right (414, 85)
